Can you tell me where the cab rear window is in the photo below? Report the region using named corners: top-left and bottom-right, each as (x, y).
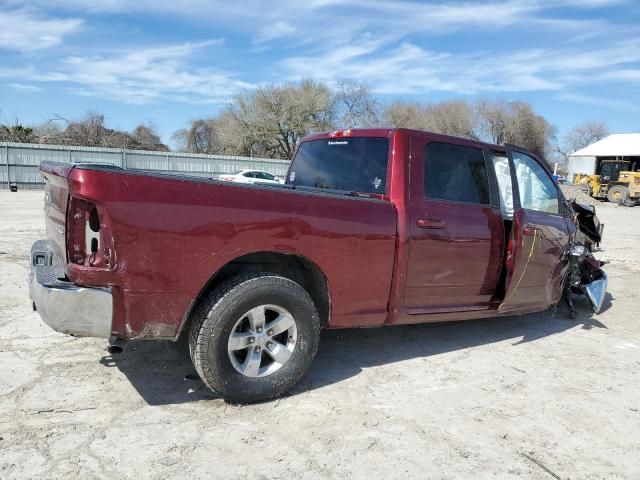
top-left (288, 137), bottom-right (389, 194)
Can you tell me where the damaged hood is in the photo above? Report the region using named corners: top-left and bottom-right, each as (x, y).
top-left (571, 200), bottom-right (603, 244)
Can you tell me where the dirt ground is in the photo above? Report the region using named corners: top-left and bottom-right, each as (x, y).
top-left (1, 190), bottom-right (639, 480)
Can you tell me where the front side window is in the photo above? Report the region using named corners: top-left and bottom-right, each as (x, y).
top-left (424, 142), bottom-right (490, 205)
top-left (512, 151), bottom-right (559, 214)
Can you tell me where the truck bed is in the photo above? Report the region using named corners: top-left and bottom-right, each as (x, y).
top-left (40, 162), bottom-right (398, 338)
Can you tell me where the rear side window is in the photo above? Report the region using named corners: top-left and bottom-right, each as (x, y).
top-left (288, 137), bottom-right (389, 194)
top-left (424, 142), bottom-right (490, 205)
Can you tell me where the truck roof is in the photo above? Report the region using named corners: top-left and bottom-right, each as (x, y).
top-left (301, 128), bottom-right (505, 151)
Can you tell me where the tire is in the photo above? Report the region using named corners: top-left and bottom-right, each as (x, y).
top-left (188, 273), bottom-right (321, 403)
top-left (607, 185), bottom-right (629, 204)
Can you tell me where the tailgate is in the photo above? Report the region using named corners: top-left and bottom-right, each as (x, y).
top-left (40, 161), bottom-right (73, 269)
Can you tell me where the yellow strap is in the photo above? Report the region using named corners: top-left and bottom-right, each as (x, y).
top-left (498, 229), bottom-right (539, 311)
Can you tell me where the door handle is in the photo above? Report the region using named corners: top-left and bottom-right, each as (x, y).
top-left (417, 218), bottom-right (445, 229)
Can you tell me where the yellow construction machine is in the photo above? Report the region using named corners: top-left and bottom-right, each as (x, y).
top-left (575, 159), bottom-right (640, 203)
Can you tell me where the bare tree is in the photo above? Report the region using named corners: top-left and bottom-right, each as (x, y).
top-left (63, 112), bottom-right (107, 146)
top-left (476, 99), bottom-right (554, 161)
top-left (40, 113), bottom-right (168, 151)
top-left (335, 79), bottom-right (380, 128)
top-left (131, 123), bottom-right (164, 150)
top-left (383, 100), bottom-right (477, 139)
top-left (558, 121), bottom-right (609, 161)
top-left (220, 79), bottom-right (336, 159)
top-left (475, 99), bottom-right (509, 144)
top-left (31, 120), bottom-right (63, 141)
top-left (423, 100), bottom-right (477, 139)
top-left (504, 101), bottom-right (554, 160)
top-left (214, 109), bottom-right (264, 157)
top-left (171, 128), bottom-right (189, 151)
top-left (382, 101), bottom-right (427, 129)
top-left (0, 123), bottom-right (35, 143)
top-left (172, 119), bottom-right (217, 153)
top-left (42, 112), bottom-right (112, 147)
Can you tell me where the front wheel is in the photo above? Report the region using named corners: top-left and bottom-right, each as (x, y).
top-left (189, 273), bottom-right (321, 403)
top-left (607, 185), bottom-right (629, 204)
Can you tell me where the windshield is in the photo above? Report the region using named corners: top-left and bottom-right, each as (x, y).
top-left (599, 161), bottom-right (628, 182)
top-left (287, 137), bottom-right (389, 194)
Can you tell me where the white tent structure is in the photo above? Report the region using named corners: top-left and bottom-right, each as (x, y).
top-left (568, 133), bottom-right (640, 182)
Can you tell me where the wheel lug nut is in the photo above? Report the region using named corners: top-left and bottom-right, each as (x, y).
top-left (255, 346), bottom-right (261, 353)
top-left (257, 327), bottom-right (263, 333)
top-left (267, 329), bottom-right (273, 335)
top-left (249, 337), bottom-right (255, 344)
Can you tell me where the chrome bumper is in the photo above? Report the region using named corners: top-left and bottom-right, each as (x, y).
top-left (585, 272), bottom-right (608, 314)
top-left (29, 240), bottom-right (113, 338)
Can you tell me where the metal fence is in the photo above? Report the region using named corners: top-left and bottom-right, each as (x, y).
top-left (0, 142), bottom-right (291, 189)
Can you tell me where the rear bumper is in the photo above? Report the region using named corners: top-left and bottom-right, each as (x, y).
top-left (29, 240), bottom-right (113, 338)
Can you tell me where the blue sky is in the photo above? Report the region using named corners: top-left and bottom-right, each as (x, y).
top-left (1, 0), bottom-right (639, 145)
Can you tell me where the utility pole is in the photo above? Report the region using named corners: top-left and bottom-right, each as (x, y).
top-left (122, 138), bottom-right (128, 169)
top-left (4, 144), bottom-right (9, 189)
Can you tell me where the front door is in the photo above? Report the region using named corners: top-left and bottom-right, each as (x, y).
top-left (498, 148), bottom-right (572, 313)
top-left (404, 137), bottom-right (504, 315)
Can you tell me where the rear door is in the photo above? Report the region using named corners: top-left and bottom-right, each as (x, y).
top-left (498, 148), bottom-right (572, 313)
top-left (403, 136), bottom-right (504, 314)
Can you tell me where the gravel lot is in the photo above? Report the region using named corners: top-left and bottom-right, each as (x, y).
top-left (1, 190), bottom-right (639, 479)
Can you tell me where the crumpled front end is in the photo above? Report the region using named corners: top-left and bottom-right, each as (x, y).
top-left (563, 201), bottom-right (608, 316)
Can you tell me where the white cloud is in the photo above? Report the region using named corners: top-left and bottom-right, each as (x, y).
top-left (0, 66), bottom-right (35, 78)
top-left (1, 0), bottom-right (637, 109)
top-left (542, 0), bottom-right (627, 7)
top-left (255, 21), bottom-right (297, 43)
top-left (37, 41), bottom-right (254, 104)
top-left (8, 83), bottom-right (42, 92)
top-left (278, 30), bottom-right (640, 96)
top-left (6, 0), bottom-right (620, 42)
top-left (0, 9), bottom-right (82, 51)
top-left (600, 69), bottom-right (640, 82)
top-left (558, 93), bottom-right (640, 113)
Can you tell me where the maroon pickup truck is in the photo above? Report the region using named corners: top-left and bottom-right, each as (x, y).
top-left (29, 128), bottom-right (606, 403)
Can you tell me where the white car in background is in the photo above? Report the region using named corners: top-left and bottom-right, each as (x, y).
top-left (218, 169), bottom-right (284, 185)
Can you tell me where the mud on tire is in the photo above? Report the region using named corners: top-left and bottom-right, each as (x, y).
top-left (188, 273), bottom-right (321, 403)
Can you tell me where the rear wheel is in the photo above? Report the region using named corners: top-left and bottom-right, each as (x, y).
top-left (607, 185), bottom-right (629, 204)
top-left (189, 273), bottom-right (321, 403)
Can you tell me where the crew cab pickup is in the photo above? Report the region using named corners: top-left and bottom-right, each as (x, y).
top-left (30, 128), bottom-right (586, 403)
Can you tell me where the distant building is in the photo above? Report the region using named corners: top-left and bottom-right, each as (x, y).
top-left (568, 133), bottom-right (640, 183)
